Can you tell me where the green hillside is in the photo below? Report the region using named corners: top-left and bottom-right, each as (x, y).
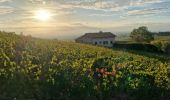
top-left (0, 31), bottom-right (170, 100)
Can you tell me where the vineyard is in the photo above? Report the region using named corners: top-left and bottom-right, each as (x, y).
top-left (0, 31), bottom-right (170, 100)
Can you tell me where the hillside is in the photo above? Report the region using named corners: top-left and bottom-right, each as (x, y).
top-left (0, 31), bottom-right (170, 100)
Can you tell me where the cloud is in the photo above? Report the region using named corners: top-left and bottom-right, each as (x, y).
top-left (0, 0), bottom-right (12, 3)
top-left (127, 7), bottom-right (170, 16)
top-left (24, 0), bottom-right (170, 15)
top-left (65, 0), bottom-right (128, 12)
top-left (89, 13), bottom-right (114, 16)
top-left (4, 0), bottom-right (170, 15)
top-left (132, 0), bottom-right (170, 6)
top-left (0, 0), bottom-right (14, 15)
top-left (0, 6), bottom-right (14, 15)
top-left (58, 0), bottom-right (170, 12)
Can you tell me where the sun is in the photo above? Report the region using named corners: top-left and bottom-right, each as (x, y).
top-left (34, 9), bottom-right (52, 21)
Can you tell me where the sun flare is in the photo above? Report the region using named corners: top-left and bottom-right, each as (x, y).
top-left (34, 9), bottom-right (52, 21)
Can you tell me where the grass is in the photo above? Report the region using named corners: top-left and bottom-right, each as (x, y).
top-left (154, 36), bottom-right (170, 41)
top-left (116, 35), bottom-right (170, 43)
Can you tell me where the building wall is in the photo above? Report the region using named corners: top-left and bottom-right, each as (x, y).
top-left (92, 38), bottom-right (115, 47)
top-left (76, 37), bottom-right (115, 47)
top-left (77, 38), bottom-right (93, 44)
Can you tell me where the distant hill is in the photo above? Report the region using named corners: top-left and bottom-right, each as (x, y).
top-left (153, 32), bottom-right (170, 36)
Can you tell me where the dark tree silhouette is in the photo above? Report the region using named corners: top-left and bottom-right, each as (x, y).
top-left (130, 26), bottom-right (154, 43)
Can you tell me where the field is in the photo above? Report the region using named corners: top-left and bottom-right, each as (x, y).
top-left (116, 35), bottom-right (170, 43)
top-left (154, 36), bottom-right (170, 41)
top-left (0, 31), bottom-right (170, 100)
top-left (115, 35), bottom-right (170, 56)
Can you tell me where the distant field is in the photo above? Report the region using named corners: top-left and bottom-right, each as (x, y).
top-left (154, 36), bottom-right (170, 41)
top-left (116, 36), bottom-right (131, 41)
top-left (115, 36), bottom-right (134, 44)
top-left (116, 35), bottom-right (170, 43)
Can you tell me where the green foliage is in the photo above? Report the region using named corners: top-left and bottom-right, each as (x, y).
top-left (0, 31), bottom-right (169, 100)
top-left (130, 26), bottom-right (154, 43)
top-left (151, 41), bottom-right (170, 53)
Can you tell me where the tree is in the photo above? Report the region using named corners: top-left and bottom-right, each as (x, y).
top-left (130, 26), bottom-right (154, 43)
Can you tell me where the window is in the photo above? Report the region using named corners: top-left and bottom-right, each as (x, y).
top-left (103, 41), bottom-right (108, 45)
top-left (110, 41), bottom-right (113, 44)
top-left (99, 41), bottom-right (102, 44)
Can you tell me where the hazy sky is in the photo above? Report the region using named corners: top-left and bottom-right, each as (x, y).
top-left (0, 0), bottom-right (170, 39)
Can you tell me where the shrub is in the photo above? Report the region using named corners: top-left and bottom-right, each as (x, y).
top-left (151, 41), bottom-right (170, 54)
top-left (114, 43), bottom-right (161, 53)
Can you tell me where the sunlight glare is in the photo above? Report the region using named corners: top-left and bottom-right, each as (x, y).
top-left (34, 9), bottom-right (52, 21)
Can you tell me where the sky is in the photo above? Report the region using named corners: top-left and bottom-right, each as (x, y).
top-left (0, 0), bottom-right (170, 39)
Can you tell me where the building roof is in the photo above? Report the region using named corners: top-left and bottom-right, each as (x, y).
top-left (76, 31), bottom-right (116, 41)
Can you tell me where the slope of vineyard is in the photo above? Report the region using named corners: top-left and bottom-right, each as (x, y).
top-left (0, 31), bottom-right (170, 100)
